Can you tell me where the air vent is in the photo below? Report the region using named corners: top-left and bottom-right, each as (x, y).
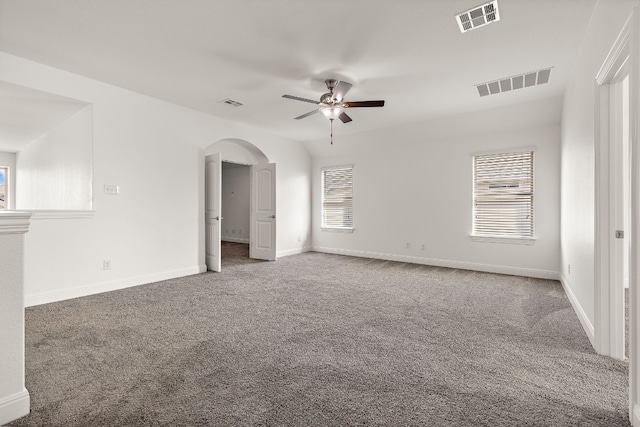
top-left (218, 98), bottom-right (243, 107)
top-left (456, 1), bottom-right (500, 33)
top-left (475, 68), bottom-right (552, 97)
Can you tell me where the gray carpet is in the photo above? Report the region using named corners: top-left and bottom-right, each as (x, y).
top-left (8, 252), bottom-right (630, 426)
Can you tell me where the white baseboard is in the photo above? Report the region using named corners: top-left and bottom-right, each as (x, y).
top-left (634, 403), bottom-right (640, 427)
top-left (311, 246), bottom-right (560, 280)
top-left (222, 237), bottom-right (249, 244)
top-left (0, 389), bottom-right (30, 425)
top-left (559, 273), bottom-right (595, 347)
top-left (25, 265), bottom-right (207, 307)
top-left (277, 246), bottom-right (312, 258)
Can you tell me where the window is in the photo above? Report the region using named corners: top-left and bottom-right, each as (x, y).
top-left (473, 151), bottom-right (534, 239)
top-left (322, 166), bottom-right (353, 230)
top-left (0, 167), bottom-right (7, 210)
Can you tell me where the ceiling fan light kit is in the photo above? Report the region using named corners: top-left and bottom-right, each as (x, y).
top-left (283, 78), bottom-right (385, 144)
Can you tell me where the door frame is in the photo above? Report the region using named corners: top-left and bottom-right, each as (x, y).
top-left (203, 139), bottom-right (276, 270)
top-left (594, 8), bottom-right (639, 424)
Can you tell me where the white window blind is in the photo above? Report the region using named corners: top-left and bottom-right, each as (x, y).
top-left (322, 166), bottom-right (353, 229)
top-left (473, 151), bottom-right (534, 238)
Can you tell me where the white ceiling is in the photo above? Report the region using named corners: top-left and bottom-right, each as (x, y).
top-left (0, 0), bottom-right (596, 144)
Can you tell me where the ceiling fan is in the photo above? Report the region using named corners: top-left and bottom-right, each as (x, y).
top-left (282, 79), bottom-right (385, 143)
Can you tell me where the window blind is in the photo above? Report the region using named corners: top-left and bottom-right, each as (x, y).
top-left (473, 151), bottom-right (534, 237)
top-left (322, 166), bottom-right (353, 229)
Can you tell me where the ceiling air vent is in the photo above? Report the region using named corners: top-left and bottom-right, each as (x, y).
top-left (475, 68), bottom-right (552, 97)
top-left (218, 98), bottom-right (243, 107)
top-left (456, 1), bottom-right (500, 33)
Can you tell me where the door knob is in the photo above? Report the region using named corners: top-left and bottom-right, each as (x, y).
top-left (269, 215), bottom-right (275, 219)
top-left (214, 216), bottom-right (223, 221)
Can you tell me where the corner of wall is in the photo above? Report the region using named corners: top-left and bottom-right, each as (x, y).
top-left (559, 272), bottom-right (595, 346)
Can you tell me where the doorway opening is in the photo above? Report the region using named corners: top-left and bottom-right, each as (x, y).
top-left (221, 161), bottom-right (262, 266)
top-left (204, 138), bottom-right (277, 272)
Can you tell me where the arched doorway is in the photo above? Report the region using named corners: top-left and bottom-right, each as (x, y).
top-left (203, 139), bottom-right (276, 272)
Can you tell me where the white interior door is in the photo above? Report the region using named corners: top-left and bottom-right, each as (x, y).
top-left (205, 153), bottom-right (222, 272)
top-left (250, 163), bottom-right (276, 260)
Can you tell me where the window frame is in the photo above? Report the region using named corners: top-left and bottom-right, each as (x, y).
top-left (471, 149), bottom-right (536, 244)
top-left (0, 166), bottom-right (8, 211)
top-left (321, 165), bottom-right (354, 233)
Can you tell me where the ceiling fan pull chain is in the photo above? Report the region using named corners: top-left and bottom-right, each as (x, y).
top-left (330, 119), bottom-right (333, 145)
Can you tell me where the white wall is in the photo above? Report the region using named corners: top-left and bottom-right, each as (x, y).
top-left (309, 96), bottom-right (562, 279)
top-left (0, 51), bottom-right (311, 306)
top-left (221, 164), bottom-right (250, 243)
top-left (560, 0), bottom-right (639, 340)
top-left (16, 105), bottom-right (93, 210)
top-left (0, 151), bottom-right (16, 210)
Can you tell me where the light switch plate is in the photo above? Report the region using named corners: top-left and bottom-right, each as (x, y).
top-left (104, 184), bottom-right (119, 195)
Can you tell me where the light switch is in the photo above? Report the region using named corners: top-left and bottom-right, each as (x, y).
top-left (104, 184), bottom-right (120, 195)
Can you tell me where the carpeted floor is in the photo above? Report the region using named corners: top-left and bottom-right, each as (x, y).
top-left (8, 252), bottom-right (630, 426)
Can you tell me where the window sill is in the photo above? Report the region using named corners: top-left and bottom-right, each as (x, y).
top-left (321, 227), bottom-right (354, 234)
top-left (469, 235), bottom-right (536, 245)
top-left (27, 210), bottom-right (95, 220)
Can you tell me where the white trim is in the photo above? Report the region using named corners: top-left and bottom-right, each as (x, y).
top-left (559, 273), bottom-right (595, 346)
top-left (633, 403), bottom-right (640, 426)
top-left (311, 246), bottom-right (559, 280)
top-left (0, 389), bottom-right (30, 426)
top-left (222, 236), bottom-right (249, 244)
top-left (321, 227), bottom-right (354, 233)
top-left (25, 264), bottom-right (206, 307)
top-left (470, 145), bottom-right (538, 157)
top-left (277, 246), bottom-right (311, 258)
top-left (28, 210), bottom-right (95, 220)
top-left (469, 235), bottom-right (536, 245)
top-left (0, 211), bottom-right (31, 234)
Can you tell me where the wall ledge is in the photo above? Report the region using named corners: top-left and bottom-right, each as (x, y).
top-left (0, 389), bottom-right (30, 425)
top-left (0, 211), bottom-right (32, 234)
top-left (27, 210), bottom-right (95, 220)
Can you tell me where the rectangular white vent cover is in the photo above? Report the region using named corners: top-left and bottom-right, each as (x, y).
top-left (218, 98), bottom-right (243, 107)
top-left (476, 68), bottom-right (552, 97)
top-left (456, 1), bottom-right (500, 33)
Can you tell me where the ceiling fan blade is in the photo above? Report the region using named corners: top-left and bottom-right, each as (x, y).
top-left (332, 81), bottom-right (353, 101)
top-left (283, 94), bottom-right (321, 104)
top-left (343, 100), bottom-right (385, 108)
top-left (339, 112), bottom-right (352, 123)
top-left (294, 109), bottom-right (320, 120)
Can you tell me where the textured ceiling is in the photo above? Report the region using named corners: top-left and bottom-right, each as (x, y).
top-left (0, 0), bottom-right (596, 145)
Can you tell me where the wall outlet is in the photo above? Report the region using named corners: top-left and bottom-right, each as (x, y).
top-left (568, 264), bottom-right (571, 275)
top-left (232, 229), bottom-right (236, 234)
top-left (103, 260), bottom-right (112, 270)
top-left (405, 242), bottom-right (410, 249)
top-left (421, 244), bottom-right (425, 250)
top-left (238, 229), bottom-right (242, 235)
top-left (104, 184), bottom-right (119, 195)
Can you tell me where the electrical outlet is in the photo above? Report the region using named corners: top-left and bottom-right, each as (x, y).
top-left (103, 260), bottom-right (111, 270)
top-left (232, 229), bottom-right (236, 234)
top-left (568, 264), bottom-right (571, 275)
top-left (405, 242), bottom-right (410, 249)
top-left (239, 229), bottom-right (242, 235)
top-left (421, 244), bottom-right (425, 250)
